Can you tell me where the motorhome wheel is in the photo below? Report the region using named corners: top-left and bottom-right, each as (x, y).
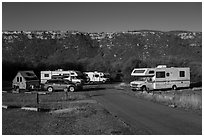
top-left (47, 87), bottom-right (53, 92)
top-left (141, 86), bottom-right (147, 91)
top-left (69, 86), bottom-right (75, 92)
top-left (172, 85), bottom-right (177, 90)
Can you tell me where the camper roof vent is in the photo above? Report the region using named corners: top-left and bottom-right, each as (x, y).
top-left (157, 65), bottom-right (167, 68)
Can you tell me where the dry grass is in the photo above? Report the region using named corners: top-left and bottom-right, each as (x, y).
top-left (2, 91), bottom-right (88, 108)
top-left (2, 102), bottom-right (133, 135)
top-left (173, 94), bottom-right (202, 109)
top-left (116, 82), bottom-right (202, 110)
top-left (134, 89), bottom-right (202, 110)
top-left (2, 91), bottom-right (134, 135)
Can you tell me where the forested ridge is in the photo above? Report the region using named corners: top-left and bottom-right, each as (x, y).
top-left (2, 30), bottom-right (202, 83)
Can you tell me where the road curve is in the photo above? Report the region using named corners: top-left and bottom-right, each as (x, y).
top-left (89, 89), bottom-right (202, 135)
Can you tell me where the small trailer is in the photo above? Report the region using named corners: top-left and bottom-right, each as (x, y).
top-left (130, 65), bottom-right (190, 91)
top-left (12, 71), bottom-right (40, 90)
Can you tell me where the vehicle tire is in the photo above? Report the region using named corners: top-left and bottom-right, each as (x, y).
top-left (172, 85), bottom-right (177, 90)
top-left (141, 86), bottom-right (147, 92)
top-left (47, 86), bottom-right (54, 92)
top-left (69, 86), bottom-right (75, 92)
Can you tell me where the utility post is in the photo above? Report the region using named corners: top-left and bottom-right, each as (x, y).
top-left (36, 92), bottom-right (39, 105)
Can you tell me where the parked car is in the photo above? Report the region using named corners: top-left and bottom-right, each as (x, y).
top-left (43, 79), bottom-right (77, 92)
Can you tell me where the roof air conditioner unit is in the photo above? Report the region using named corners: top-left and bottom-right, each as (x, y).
top-left (157, 65), bottom-right (167, 68)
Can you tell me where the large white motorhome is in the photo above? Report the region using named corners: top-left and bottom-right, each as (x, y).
top-left (130, 65), bottom-right (190, 91)
top-left (41, 69), bottom-right (84, 84)
top-left (85, 71), bottom-right (109, 83)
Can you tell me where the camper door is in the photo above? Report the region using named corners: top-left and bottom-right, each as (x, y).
top-left (165, 70), bottom-right (172, 88)
top-left (155, 71), bottom-right (166, 89)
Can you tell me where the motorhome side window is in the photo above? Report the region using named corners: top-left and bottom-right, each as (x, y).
top-left (95, 74), bottom-right (99, 77)
top-left (148, 70), bottom-right (154, 74)
top-left (179, 71), bottom-right (185, 77)
top-left (156, 71), bottom-right (165, 78)
top-left (44, 74), bottom-right (49, 77)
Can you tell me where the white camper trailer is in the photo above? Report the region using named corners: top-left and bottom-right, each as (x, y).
top-left (12, 71), bottom-right (39, 90)
top-left (130, 65), bottom-right (190, 91)
top-left (41, 69), bottom-right (84, 84)
top-left (85, 72), bottom-right (109, 83)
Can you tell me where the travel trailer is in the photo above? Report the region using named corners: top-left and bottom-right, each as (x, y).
top-left (130, 65), bottom-right (190, 91)
top-left (40, 69), bottom-right (84, 84)
top-left (12, 71), bottom-right (39, 90)
top-left (85, 71), bottom-right (109, 83)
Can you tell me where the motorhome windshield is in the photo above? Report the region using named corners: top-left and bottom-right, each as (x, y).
top-left (134, 77), bottom-right (147, 81)
top-left (75, 76), bottom-right (81, 79)
top-left (104, 73), bottom-right (110, 78)
top-left (134, 77), bottom-right (153, 81)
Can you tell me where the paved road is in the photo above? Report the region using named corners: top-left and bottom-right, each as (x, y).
top-left (89, 89), bottom-right (202, 135)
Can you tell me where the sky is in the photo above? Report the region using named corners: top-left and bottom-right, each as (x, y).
top-left (2, 2), bottom-right (202, 32)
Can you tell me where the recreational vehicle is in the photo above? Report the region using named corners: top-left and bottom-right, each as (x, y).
top-left (40, 69), bottom-right (84, 84)
top-left (130, 65), bottom-right (190, 91)
top-left (85, 72), bottom-right (109, 83)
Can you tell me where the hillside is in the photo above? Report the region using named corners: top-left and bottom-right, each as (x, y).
top-left (2, 30), bottom-right (202, 82)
